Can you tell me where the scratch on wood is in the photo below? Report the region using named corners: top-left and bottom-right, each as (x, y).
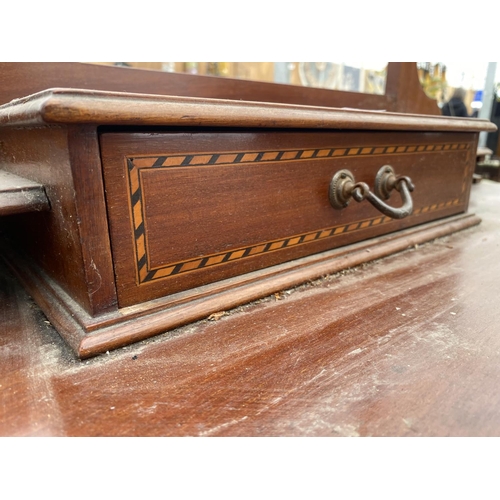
top-left (88, 258), bottom-right (102, 296)
top-left (198, 415), bottom-right (249, 436)
top-left (347, 348), bottom-right (363, 356)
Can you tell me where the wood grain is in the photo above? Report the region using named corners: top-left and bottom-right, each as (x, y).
top-left (101, 129), bottom-right (477, 307)
top-left (0, 88), bottom-right (495, 132)
top-left (385, 62), bottom-right (441, 116)
top-left (66, 125), bottom-right (117, 314)
top-left (0, 126), bottom-right (94, 313)
top-left (1, 180), bottom-right (499, 436)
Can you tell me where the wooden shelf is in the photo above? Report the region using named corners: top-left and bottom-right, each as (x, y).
top-left (0, 170), bottom-right (49, 216)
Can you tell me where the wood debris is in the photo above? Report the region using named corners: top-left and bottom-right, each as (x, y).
top-left (208, 311), bottom-right (227, 321)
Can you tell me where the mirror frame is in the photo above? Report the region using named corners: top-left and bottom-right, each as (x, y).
top-left (0, 62), bottom-right (440, 115)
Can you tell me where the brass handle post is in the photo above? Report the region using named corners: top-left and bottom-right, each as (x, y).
top-left (329, 166), bottom-right (414, 220)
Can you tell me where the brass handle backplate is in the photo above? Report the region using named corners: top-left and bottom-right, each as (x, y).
top-left (329, 165), bottom-right (415, 220)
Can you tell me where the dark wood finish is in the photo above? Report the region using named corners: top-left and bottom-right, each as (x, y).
top-left (1, 179), bottom-right (500, 436)
top-left (475, 164), bottom-right (500, 182)
top-left (0, 62), bottom-right (440, 116)
top-left (66, 125), bottom-right (117, 313)
top-left (0, 88), bottom-right (494, 357)
top-left (0, 170), bottom-right (49, 215)
top-left (0, 88), bottom-right (491, 132)
top-left (384, 62), bottom-right (441, 116)
top-left (0, 126), bottom-right (116, 316)
top-left (101, 129), bottom-right (478, 307)
top-left (0, 126), bottom-right (94, 314)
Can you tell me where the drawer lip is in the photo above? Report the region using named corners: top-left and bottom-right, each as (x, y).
top-left (0, 88), bottom-right (496, 133)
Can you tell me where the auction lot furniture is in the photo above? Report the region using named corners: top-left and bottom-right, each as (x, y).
top-left (0, 65), bottom-right (494, 357)
top-left (0, 62), bottom-right (499, 436)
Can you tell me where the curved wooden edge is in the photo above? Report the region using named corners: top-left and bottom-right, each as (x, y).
top-left (0, 88), bottom-right (496, 133)
top-left (0, 213), bottom-right (481, 359)
top-left (0, 248), bottom-right (90, 355)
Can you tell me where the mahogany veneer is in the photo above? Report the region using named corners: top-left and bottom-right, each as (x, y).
top-left (0, 88), bottom-right (495, 357)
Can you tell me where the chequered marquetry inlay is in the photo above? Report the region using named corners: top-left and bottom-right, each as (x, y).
top-left (126, 142), bottom-right (470, 284)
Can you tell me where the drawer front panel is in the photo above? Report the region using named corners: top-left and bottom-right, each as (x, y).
top-left (100, 130), bottom-right (475, 307)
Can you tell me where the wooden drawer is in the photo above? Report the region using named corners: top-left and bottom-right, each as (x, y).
top-left (0, 88), bottom-right (493, 358)
top-left (101, 129), bottom-right (475, 307)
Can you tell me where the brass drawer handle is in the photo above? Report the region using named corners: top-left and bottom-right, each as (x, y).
top-left (329, 165), bottom-right (415, 220)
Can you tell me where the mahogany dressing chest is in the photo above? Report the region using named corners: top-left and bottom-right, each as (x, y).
top-left (0, 67), bottom-right (496, 358)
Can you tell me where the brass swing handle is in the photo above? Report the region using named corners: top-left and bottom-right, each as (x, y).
top-left (329, 165), bottom-right (415, 220)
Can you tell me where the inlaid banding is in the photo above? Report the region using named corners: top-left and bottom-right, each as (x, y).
top-left (126, 142), bottom-right (469, 284)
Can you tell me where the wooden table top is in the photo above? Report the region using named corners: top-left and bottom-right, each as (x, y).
top-left (2, 179), bottom-right (500, 437)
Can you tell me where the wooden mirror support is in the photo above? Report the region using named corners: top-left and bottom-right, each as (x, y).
top-left (0, 64), bottom-right (495, 358)
top-left (0, 62), bottom-right (439, 114)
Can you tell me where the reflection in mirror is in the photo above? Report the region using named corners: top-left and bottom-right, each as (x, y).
top-left (417, 63), bottom-right (447, 103)
top-left (92, 62), bottom-right (388, 95)
top-left (418, 62), bottom-right (499, 120)
top-left (295, 62), bottom-right (386, 94)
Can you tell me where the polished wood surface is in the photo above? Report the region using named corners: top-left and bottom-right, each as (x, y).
top-left (1, 180), bottom-right (500, 436)
top-left (0, 126), bottom-right (116, 316)
top-left (0, 88), bottom-right (493, 131)
top-left (1, 88), bottom-right (492, 358)
top-left (101, 129), bottom-right (477, 307)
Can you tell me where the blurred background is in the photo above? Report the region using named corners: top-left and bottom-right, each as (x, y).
top-left (89, 62), bottom-right (500, 172)
top-left (91, 61), bottom-right (500, 114)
